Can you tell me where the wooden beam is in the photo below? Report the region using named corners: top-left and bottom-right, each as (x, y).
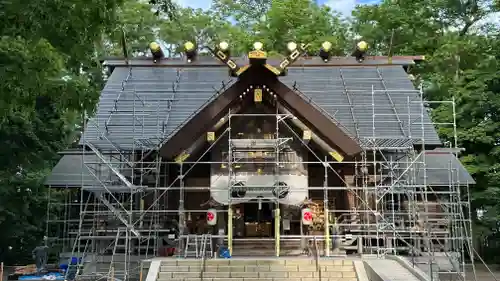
top-left (103, 56), bottom-right (424, 67)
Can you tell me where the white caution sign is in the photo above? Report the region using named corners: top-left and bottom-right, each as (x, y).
top-left (301, 208), bottom-right (313, 226)
top-left (207, 208), bottom-right (217, 226)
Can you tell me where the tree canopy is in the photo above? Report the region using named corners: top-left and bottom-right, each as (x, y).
top-left (1, 0), bottom-right (499, 264)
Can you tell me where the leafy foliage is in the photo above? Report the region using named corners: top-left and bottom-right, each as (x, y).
top-left (0, 0), bottom-right (125, 264)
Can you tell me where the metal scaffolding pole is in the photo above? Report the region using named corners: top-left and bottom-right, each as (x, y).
top-left (42, 64), bottom-right (483, 281)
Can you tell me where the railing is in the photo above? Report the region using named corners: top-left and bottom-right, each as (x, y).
top-left (313, 236), bottom-right (322, 281)
top-left (200, 234), bottom-right (209, 281)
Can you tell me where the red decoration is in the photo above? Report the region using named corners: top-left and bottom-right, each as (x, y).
top-left (303, 211), bottom-right (313, 222)
top-left (207, 211), bottom-right (215, 222)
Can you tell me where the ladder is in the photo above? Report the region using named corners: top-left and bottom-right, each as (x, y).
top-left (184, 235), bottom-right (200, 258)
top-left (184, 234), bottom-right (214, 258)
top-left (200, 234), bottom-right (213, 258)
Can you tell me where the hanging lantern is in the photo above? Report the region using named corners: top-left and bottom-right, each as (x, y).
top-left (207, 208), bottom-right (217, 226)
top-left (302, 208), bottom-right (313, 226)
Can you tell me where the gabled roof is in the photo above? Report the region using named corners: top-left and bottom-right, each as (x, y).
top-left (46, 57), bottom-right (472, 188)
top-left (44, 153), bottom-right (130, 188)
top-left (159, 65), bottom-right (363, 159)
top-left (158, 73), bottom-right (251, 159)
top-left (79, 62), bottom-right (440, 152)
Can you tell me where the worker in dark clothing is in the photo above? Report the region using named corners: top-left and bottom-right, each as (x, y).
top-left (32, 244), bottom-right (49, 274)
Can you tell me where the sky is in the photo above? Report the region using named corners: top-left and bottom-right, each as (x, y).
top-left (319, 0), bottom-right (381, 16)
top-left (174, 0), bottom-right (499, 26)
top-left (174, 0), bottom-right (382, 17)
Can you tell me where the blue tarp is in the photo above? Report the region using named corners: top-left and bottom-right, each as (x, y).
top-left (18, 272), bottom-right (64, 280)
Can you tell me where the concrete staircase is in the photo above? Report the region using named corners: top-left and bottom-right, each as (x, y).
top-left (157, 258), bottom-right (358, 281)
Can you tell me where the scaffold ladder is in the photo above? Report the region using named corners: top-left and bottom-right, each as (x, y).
top-left (108, 230), bottom-right (121, 274)
top-left (201, 234), bottom-right (213, 258)
top-left (184, 235), bottom-right (200, 258)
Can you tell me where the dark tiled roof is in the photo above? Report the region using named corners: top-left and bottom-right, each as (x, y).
top-left (81, 65), bottom-right (440, 150)
top-left (45, 63), bottom-right (471, 188)
top-left (79, 67), bottom-right (234, 150)
top-left (414, 149), bottom-right (476, 185)
top-left (44, 154), bottom-right (124, 187)
top-left (280, 66), bottom-right (441, 148)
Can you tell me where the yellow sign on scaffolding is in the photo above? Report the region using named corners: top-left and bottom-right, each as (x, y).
top-left (303, 130), bottom-right (312, 140)
top-left (175, 151), bottom-right (190, 163)
top-left (254, 88), bottom-right (263, 103)
top-left (207, 131), bottom-right (215, 142)
top-left (329, 150), bottom-right (344, 163)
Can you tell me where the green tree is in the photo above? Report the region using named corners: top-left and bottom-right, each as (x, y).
top-left (0, 0), bottom-right (126, 264)
top-left (212, 0), bottom-right (272, 30)
top-left (261, 0), bottom-right (349, 55)
top-left (211, 0), bottom-right (349, 55)
top-left (159, 7), bottom-right (234, 56)
top-left (100, 0), bottom-right (161, 56)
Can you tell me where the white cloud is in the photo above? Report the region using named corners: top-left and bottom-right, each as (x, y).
top-left (324, 0), bottom-right (381, 17)
top-left (481, 11), bottom-right (500, 26)
top-left (324, 0), bottom-right (358, 16)
top-left (174, 0), bottom-right (211, 10)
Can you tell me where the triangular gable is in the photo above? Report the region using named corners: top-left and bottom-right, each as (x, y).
top-left (158, 74), bottom-right (251, 158)
top-left (159, 65), bottom-right (362, 159)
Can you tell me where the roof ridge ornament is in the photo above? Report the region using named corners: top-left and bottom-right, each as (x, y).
top-left (208, 41), bottom-right (244, 77)
top-left (208, 41), bottom-right (310, 77)
top-left (272, 42), bottom-right (310, 76)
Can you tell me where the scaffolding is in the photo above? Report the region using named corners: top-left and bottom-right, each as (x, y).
top-left (45, 64), bottom-right (476, 281)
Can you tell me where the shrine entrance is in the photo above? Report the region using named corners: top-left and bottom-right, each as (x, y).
top-left (233, 202), bottom-right (275, 238)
